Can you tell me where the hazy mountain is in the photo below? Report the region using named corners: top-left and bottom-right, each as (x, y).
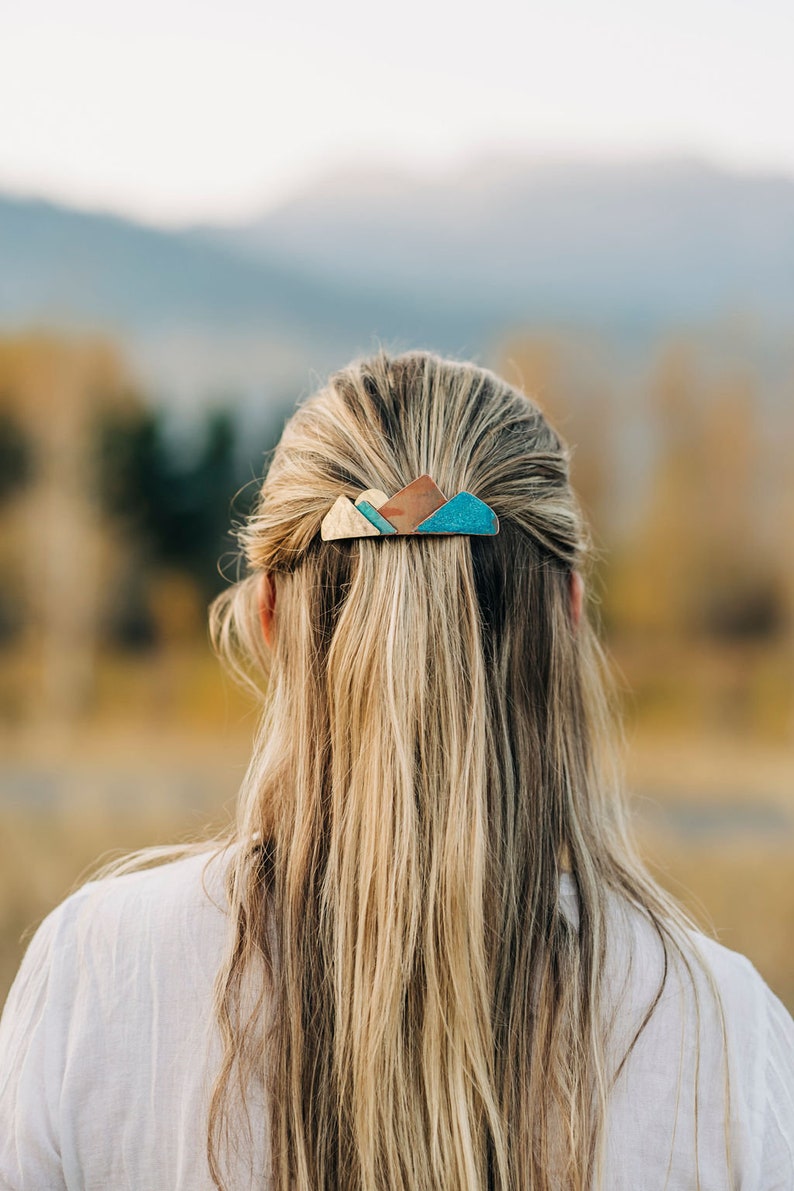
top-left (0, 192), bottom-right (497, 397)
top-left (2, 155), bottom-right (794, 397)
top-left (201, 155), bottom-right (794, 329)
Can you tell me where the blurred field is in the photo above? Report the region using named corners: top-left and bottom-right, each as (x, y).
top-left (627, 735), bottom-right (794, 1009)
top-left (1, 329), bottom-right (792, 1020)
top-left (1, 642), bottom-right (792, 1011)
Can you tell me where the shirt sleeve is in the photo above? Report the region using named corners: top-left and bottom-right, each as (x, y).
top-left (759, 983), bottom-right (794, 1190)
top-left (0, 896), bottom-right (82, 1191)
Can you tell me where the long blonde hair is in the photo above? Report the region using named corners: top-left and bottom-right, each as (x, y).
top-left (195, 350), bottom-right (725, 1189)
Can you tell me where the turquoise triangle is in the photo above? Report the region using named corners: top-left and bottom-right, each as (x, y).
top-left (415, 492), bottom-right (498, 535)
top-left (356, 500), bottom-right (397, 534)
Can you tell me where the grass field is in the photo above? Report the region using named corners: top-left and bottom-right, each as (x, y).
top-left (1, 645), bottom-right (792, 1011)
top-left (2, 731), bottom-right (792, 1011)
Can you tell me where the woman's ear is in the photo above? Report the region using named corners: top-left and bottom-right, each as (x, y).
top-left (570, 569), bottom-right (584, 630)
top-left (258, 572), bottom-right (276, 647)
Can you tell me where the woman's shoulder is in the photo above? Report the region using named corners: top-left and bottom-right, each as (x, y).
top-left (1, 844), bottom-right (238, 1096)
top-left (0, 845), bottom-right (241, 1190)
top-left (603, 886), bottom-right (792, 1058)
top-left (67, 844), bottom-right (234, 928)
top-left (8, 844), bottom-right (235, 1005)
top-left (601, 888), bottom-right (794, 1186)
top-left (600, 883), bottom-right (767, 997)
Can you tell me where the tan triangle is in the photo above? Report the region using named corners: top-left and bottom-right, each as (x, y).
top-left (355, 488), bottom-right (390, 509)
top-left (376, 474), bottom-right (447, 533)
top-left (321, 495), bottom-right (381, 541)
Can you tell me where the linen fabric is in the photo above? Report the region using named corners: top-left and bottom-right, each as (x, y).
top-left (0, 849), bottom-right (792, 1189)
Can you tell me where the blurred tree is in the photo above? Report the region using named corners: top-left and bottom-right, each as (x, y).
top-left (0, 408), bottom-right (31, 504)
top-left (694, 375), bottom-right (787, 640)
top-left (609, 344), bottom-right (708, 638)
top-left (610, 342), bottom-right (786, 643)
top-left (94, 403), bottom-right (275, 653)
top-left (96, 406), bottom-right (240, 602)
top-left (0, 334), bottom-right (128, 720)
top-left (0, 404), bottom-right (33, 642)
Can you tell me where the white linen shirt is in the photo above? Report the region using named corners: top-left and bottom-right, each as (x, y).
top-left (0, 849), bottom-right (792, 1189)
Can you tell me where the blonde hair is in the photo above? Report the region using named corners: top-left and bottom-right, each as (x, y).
top-left (197, 350), bottom-right (727, 1189)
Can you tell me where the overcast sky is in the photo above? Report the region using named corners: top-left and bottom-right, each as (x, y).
top-left (1, 0), bottom-right (792, 225)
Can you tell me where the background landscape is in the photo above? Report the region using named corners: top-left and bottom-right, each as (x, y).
top-left (2, 153), bottom-right (793, 1008)
top-left (1, 0), bottom-right (793, 1012)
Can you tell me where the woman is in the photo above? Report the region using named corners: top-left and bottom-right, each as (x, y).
top-left (1, 350), bottom-right (792, 1190)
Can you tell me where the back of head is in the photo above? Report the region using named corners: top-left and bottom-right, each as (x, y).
top-left (208, 351), bottom-right (674, 1190)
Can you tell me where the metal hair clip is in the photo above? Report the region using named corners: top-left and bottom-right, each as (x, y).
top-left (321, 474), bottom-right (499, 541)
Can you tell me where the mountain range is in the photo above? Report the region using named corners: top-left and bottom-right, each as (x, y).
top-left (2, 155), bottom-right (793, 398)
top-left (201, 155), bottom-right (794, 327)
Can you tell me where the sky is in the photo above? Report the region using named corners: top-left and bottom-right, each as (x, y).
top-left (1, 0), bottom-right (793, 226)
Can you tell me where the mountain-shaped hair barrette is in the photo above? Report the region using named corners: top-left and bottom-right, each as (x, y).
top-left (320, 474), bottom-right (499, 540)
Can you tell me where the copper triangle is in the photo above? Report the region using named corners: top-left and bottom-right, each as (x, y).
top-left (376, 475), bottom-right (447, 533)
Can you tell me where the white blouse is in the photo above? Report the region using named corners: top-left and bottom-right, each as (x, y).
top-left (0, 849), bottom-right (792, 1190)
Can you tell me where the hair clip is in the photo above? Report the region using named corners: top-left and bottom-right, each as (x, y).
top-left (321, 475), bottom-right (499, 541)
